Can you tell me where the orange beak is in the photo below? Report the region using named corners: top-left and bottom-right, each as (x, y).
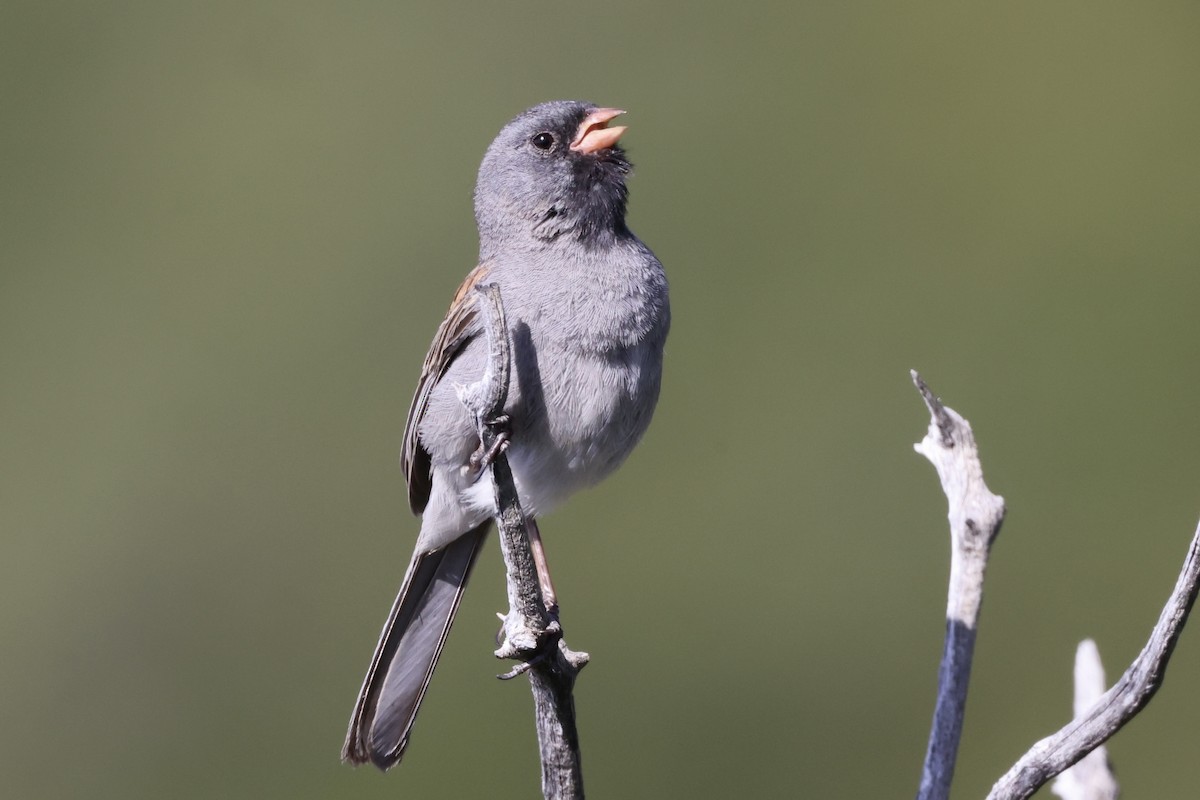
top-left (569, 108), bottom-right (627, 154)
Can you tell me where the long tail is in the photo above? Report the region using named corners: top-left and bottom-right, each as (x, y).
top-left (342, 522), bottom-right (490, 769)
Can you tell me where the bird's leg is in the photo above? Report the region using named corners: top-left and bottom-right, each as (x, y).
top-left (525, 518), bottom-right (559, 616)
top-left (494, 517), bottom-right (560, 647)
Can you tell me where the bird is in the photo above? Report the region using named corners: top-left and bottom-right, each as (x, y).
top-left (342, 100), bottom-right (670, 770)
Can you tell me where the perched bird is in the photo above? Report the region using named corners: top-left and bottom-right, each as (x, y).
top-left (343, 100), bottom-right (670, 770)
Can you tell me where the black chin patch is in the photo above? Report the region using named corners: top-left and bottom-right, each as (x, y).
top-left (566, 149), bottom-right (631, 244)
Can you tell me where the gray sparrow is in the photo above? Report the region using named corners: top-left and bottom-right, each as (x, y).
top-left (343, 100), bottom-right (670, 770)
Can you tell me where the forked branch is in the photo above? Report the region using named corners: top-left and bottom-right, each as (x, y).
top-left (909, 371), bottom-right (1200, 800)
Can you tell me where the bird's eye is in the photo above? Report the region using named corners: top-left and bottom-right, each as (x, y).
top-left (531, 132), bottom-right (555, 151)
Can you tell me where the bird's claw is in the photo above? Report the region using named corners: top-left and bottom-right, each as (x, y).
top-left (468, 416), bottom-right (511, 478)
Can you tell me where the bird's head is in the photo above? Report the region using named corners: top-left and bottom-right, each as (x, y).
top-left (474, 100), bottom-right (633, 253)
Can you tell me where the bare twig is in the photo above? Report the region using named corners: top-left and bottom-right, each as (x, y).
top-left (988, 520), bottom-right (1200, 799)
top-left (1051, 640), bottom-right (1120, 800)
top-left (458, 283), bottom-right (588, 800)
top-left (911, 371), bottom-right (1006, 800)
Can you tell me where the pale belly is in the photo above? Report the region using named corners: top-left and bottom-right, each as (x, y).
top-left (456, 341), bottom-right (661, 523)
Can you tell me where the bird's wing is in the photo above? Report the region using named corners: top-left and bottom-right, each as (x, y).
top-left (401, 262), bottom-right (492, 513)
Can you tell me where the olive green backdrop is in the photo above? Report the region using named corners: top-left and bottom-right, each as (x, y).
top-left (3, 2), bottom-right (1198, 798)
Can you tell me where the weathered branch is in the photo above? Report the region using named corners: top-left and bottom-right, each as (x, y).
top-left (988, 520), bottom-right (1200, 799)
top-left (911, 371), bottom-right (1006, 800)
top-left (458, 283), bottom-right (588, 800)
top-left (1051, 640), bottom-right (1120, 800)
top-left (908, 372), bottom-right (1200, 798)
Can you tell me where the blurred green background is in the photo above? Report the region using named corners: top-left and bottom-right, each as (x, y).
top-left (3, 2), bottom-right (1198, 797)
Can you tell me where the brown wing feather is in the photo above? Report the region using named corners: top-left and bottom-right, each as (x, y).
top-left (401, 262), bottom-right (492, 513)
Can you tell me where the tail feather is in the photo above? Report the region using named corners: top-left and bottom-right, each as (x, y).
top-left (343, 522), bottom-right (490, 769)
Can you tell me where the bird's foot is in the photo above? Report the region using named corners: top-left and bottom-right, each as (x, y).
top-left (468, 416), bottom-right (510, 478)
top-left (494, 607), bottom-right (566, 672)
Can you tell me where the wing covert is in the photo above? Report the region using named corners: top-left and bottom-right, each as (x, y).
top-left (400, 263), bottom-right (492, 513)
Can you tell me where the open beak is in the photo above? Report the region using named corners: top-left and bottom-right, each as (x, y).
top-left (569, 108), bottom-right (627, 154)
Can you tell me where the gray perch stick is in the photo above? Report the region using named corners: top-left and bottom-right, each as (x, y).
top-left (911, 371), bottom-right (1006, 800)
top-left (458, 283), bottom-right (589, 800)
top-left (987, 519), bottom-right (1200, 799)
